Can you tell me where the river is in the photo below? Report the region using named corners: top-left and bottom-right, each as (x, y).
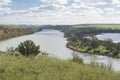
top-left (0, 29), bottom-right (120, 71)
top-left (96, 33), bottom-right (120, 43)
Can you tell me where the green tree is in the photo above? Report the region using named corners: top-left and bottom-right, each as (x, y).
top-left (104, 38), bottom-right (113, 51)
top-left (16, 40), bottom-right (40, 56)
top-left (90, 36), bottom-right (99, 52)
top-left (113, 42), bottom-right (120, 56)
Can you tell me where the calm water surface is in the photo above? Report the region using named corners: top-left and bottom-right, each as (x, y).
top-left (0, 29), bottom-right (120, 71)
top-left (0, 29), bottom-right (72, 59)
top-left (97, 33), bottom-right (120, 43)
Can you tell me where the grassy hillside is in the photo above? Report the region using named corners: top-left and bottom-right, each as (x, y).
top-left (0, 52), bottom-right (120, 80)
top-left (74, 24), bottom-right (120, 29)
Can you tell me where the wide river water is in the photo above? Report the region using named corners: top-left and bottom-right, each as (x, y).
top-left (0, 29), bottom-right (120, 71)
top-left (97, 33), bottom-right (120, 43)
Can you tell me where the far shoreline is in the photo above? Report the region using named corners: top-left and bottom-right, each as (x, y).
top-left (66, 43), bottom-right (120, 59)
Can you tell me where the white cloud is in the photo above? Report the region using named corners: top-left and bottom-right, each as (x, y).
top-left (112, 0), bottom-right (120, 4)
top-left (74, 0), bottom-right (109, 4)
top-left (104, 8), bottom-right (115, 11)
top-left (40, 0), bottom-right (68, 4)
top-left (1, 0), bottom-right (120, 24)
top-left (0, 0), bottom-right (12, 15)
top-left (0, 7), bottom-right (11, 15)
top-left (0, 0), bottom-right (12, 6)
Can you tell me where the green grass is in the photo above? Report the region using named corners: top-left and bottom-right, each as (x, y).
top-left (74, 24), bottom-right (120, 30)
top-left (0, 52), bottom-right (120, 80)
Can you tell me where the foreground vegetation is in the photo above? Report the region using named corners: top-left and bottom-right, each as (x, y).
top-left (0, 52), bottom-right (119, 80)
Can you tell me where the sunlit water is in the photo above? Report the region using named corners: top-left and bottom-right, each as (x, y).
top-left (0, 29), bottom-right (120, 71)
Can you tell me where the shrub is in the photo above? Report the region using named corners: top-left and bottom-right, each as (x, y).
top-left (16, 40), bottom-right (40, 56)
top-left (71, 53), bottom-right (83, 64)
top-left (72, 56), bottom-right (83, 64)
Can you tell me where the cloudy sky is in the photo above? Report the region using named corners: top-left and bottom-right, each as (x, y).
top-left (0, 0), bottom-right (120, 24)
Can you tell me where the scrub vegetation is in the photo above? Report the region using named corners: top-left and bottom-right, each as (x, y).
top-left (0, 52), bottom-right (120, 80)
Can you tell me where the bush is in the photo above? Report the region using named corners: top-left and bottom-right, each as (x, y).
top-left (71, 53), bottom-right (83, 64)
top-left (72, 56), bottom-right (83, 64)
top-left (16, 40), bottom-right (40, 56)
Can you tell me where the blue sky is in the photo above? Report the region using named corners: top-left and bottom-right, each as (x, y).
top-left (11, 0), bottom-right (42, 10)
top-left (0, 0), bottom-right (120, 24)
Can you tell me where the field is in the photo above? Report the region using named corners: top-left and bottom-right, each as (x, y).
top-left (74, 24), bottom-right (120, 29)
top-left (0, 52), bottom-right (120, 80)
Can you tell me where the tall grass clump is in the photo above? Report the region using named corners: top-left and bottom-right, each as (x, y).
top-left (71, 53), bottom-right (83, 64)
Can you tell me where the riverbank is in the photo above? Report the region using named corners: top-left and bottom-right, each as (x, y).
top-left (67, 43), bottom-right (120, 59)
top-left (0, 25), bottom-right (34, 41)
